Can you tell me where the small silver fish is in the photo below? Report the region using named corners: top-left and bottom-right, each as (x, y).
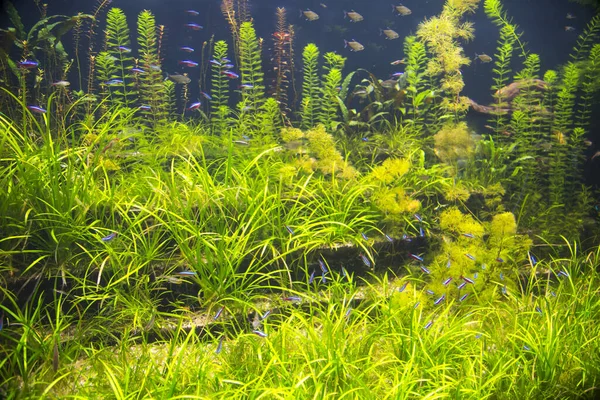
top-left (344, 39), bottom-right (364, 52)
top-left (167, 73), bottom-right (191, 84)
top-left (301, 9), bottom-right (319, 21)
top-left (344, 10), bottom-right (364, 22)
top-left (381, 28), bottom-right (399, 40)
top-left (475, 53), bottom-right (492, 63)
top-left (51, 80), bottom-right (70, 87)
top-left (393, 4), bottom-right (412, 16)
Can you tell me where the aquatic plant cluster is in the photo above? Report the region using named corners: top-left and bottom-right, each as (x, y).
top-left (1, 0), bottom-right (600, 397)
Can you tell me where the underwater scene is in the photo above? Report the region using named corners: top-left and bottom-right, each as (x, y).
top-left (1, 0), bottom-right (600, 397)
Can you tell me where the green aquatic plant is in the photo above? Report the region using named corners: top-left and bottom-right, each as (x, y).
top-left (433, 122), bottom-right (475, 173)
top-left (484, 0), bottom-right (527, 58)
top-left (136, 9), bottom-right (166, 125)
top-left (367, 157), bottom-right (422, 234)
top-left (256, 97), bottom-right (283, 141)
top-left (305, 125), bottom-right (357, 179)
top-left (424, 208), bottom-right (531, 305)
top-left (318, 52), bottom-right (346, 130)
top-left (300, 43), bottom-right (320, 129)
top-left (238, 21), bottom-right (265, 112)
top-left (575, 43), bottom-right (600, 128)
top-left (403, 36), bottom-right (439, 134)
top-left (164, 79), bottom-right (176, 119)
top-left (570, 14), bottom-right (600, 62)
top-left (488, 25), bottom-right (517, 132)
top-left (0, 3), bottom-right (92, 115)
top-left (104, 7), bottom-right (136, 108)
top-left (210, 40), bottom-right (231, 133)
top-left (94, 51), bottom-right (117, 113)
top-left (416, 0), bottom-right (478, 119)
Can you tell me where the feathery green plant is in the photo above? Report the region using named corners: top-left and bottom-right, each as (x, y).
top-left (318, 52), bottom-right (346, 131)
top-left (104, 8), bottom-right (136, 108)
top-left (301, 43), bottom-right (320, 130)
top-left (238, 22), bottom-right (265, 112)
top-left (489, 25), bottom-right (517, 132)
top-left (211, 40), bottom-right (231, 134)
top-left (484, 0), bottom-right (528, 58)
top-left (403, 36), bottom-right (432, 133)
top-left (94, 51), bottom-right (117, 114)
top-left (136, 10), bottom-right (166, 125)
top-left (570, 14), bottom-right (600, 62)
top-left (575, 43), bottom-right (600, 128)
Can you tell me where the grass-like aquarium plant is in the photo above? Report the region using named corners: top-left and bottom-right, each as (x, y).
top-left (0, 0), bottom-right (599, 398)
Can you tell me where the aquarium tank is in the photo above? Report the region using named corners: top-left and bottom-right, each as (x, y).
top-left (1, 0), bottom-right (600, 397)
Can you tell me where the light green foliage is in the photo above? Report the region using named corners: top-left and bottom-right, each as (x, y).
top-left (305, 125), bottom-right (357, 178)
top-left (433, 122), bottom-right (475, 168)
top-left (426, 208), bottom-right (531, 303)
top-left (256, 97), bottom-right (283, 141)
top-left (136, 10), bottom-right (166, 125)
top-left (164, 79), bottom-right (176, 119)
top-left (367, 158), bottom-right (421, 233)
top-left (301, 43), bottom-right (320, 129)
top-left (318, 52), bottom-right (346, 130)
top-left (416, 1), bottom-right (477, 117)
top-left (104, 8), bottom-right (136, 108)
top-left (211, 41), bottom-right (231, 134)
top-left (570, 14), bottom-right (600, 62)
top-left (95, 51), bottom-right (117, 113)
top-left (238, 22), bottom-right (265, 111)
top-left (484, 0), bottom-right (527, 58)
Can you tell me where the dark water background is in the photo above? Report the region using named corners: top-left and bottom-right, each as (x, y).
top-left (1, 0), bottom-right (599, 187)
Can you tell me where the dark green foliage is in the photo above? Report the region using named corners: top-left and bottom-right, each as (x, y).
top-left (301, 43), bottom-right (320, 129)
top-left (136, 10), bottom-right (165, 125)
top-left (104, 8), bottom-right (136, 108)
top-left (238, 22), bottom-right (265, 111)
top-left (575, 44), bottom-right (600, 129)
top-left (211, 40), bottom-right (231, 134)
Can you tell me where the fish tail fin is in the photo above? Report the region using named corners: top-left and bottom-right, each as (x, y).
top-left (344, 39), bottom-right (348, 48)
top-left (343, 10), bottom-right (347, 17)
top-left (379, 28), bottom-right (383, 35)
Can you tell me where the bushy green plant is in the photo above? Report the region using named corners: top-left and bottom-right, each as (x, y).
top-left (318, 52), bottom-right (346, 130)
top-left (136, 10), bottom-right (166, 125)
top-left (301, 43), bottom-right (320, 129)
top-left (421, 208), bottom-right (531, 305)
top-left (433, 122), bottom-right (475, 171)
top-left (238, 22), bottom-right (265, 112)
top-left (104, 8), bottom-right (136, 108)
top-left (211, 40), bottom-right (231, 134)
